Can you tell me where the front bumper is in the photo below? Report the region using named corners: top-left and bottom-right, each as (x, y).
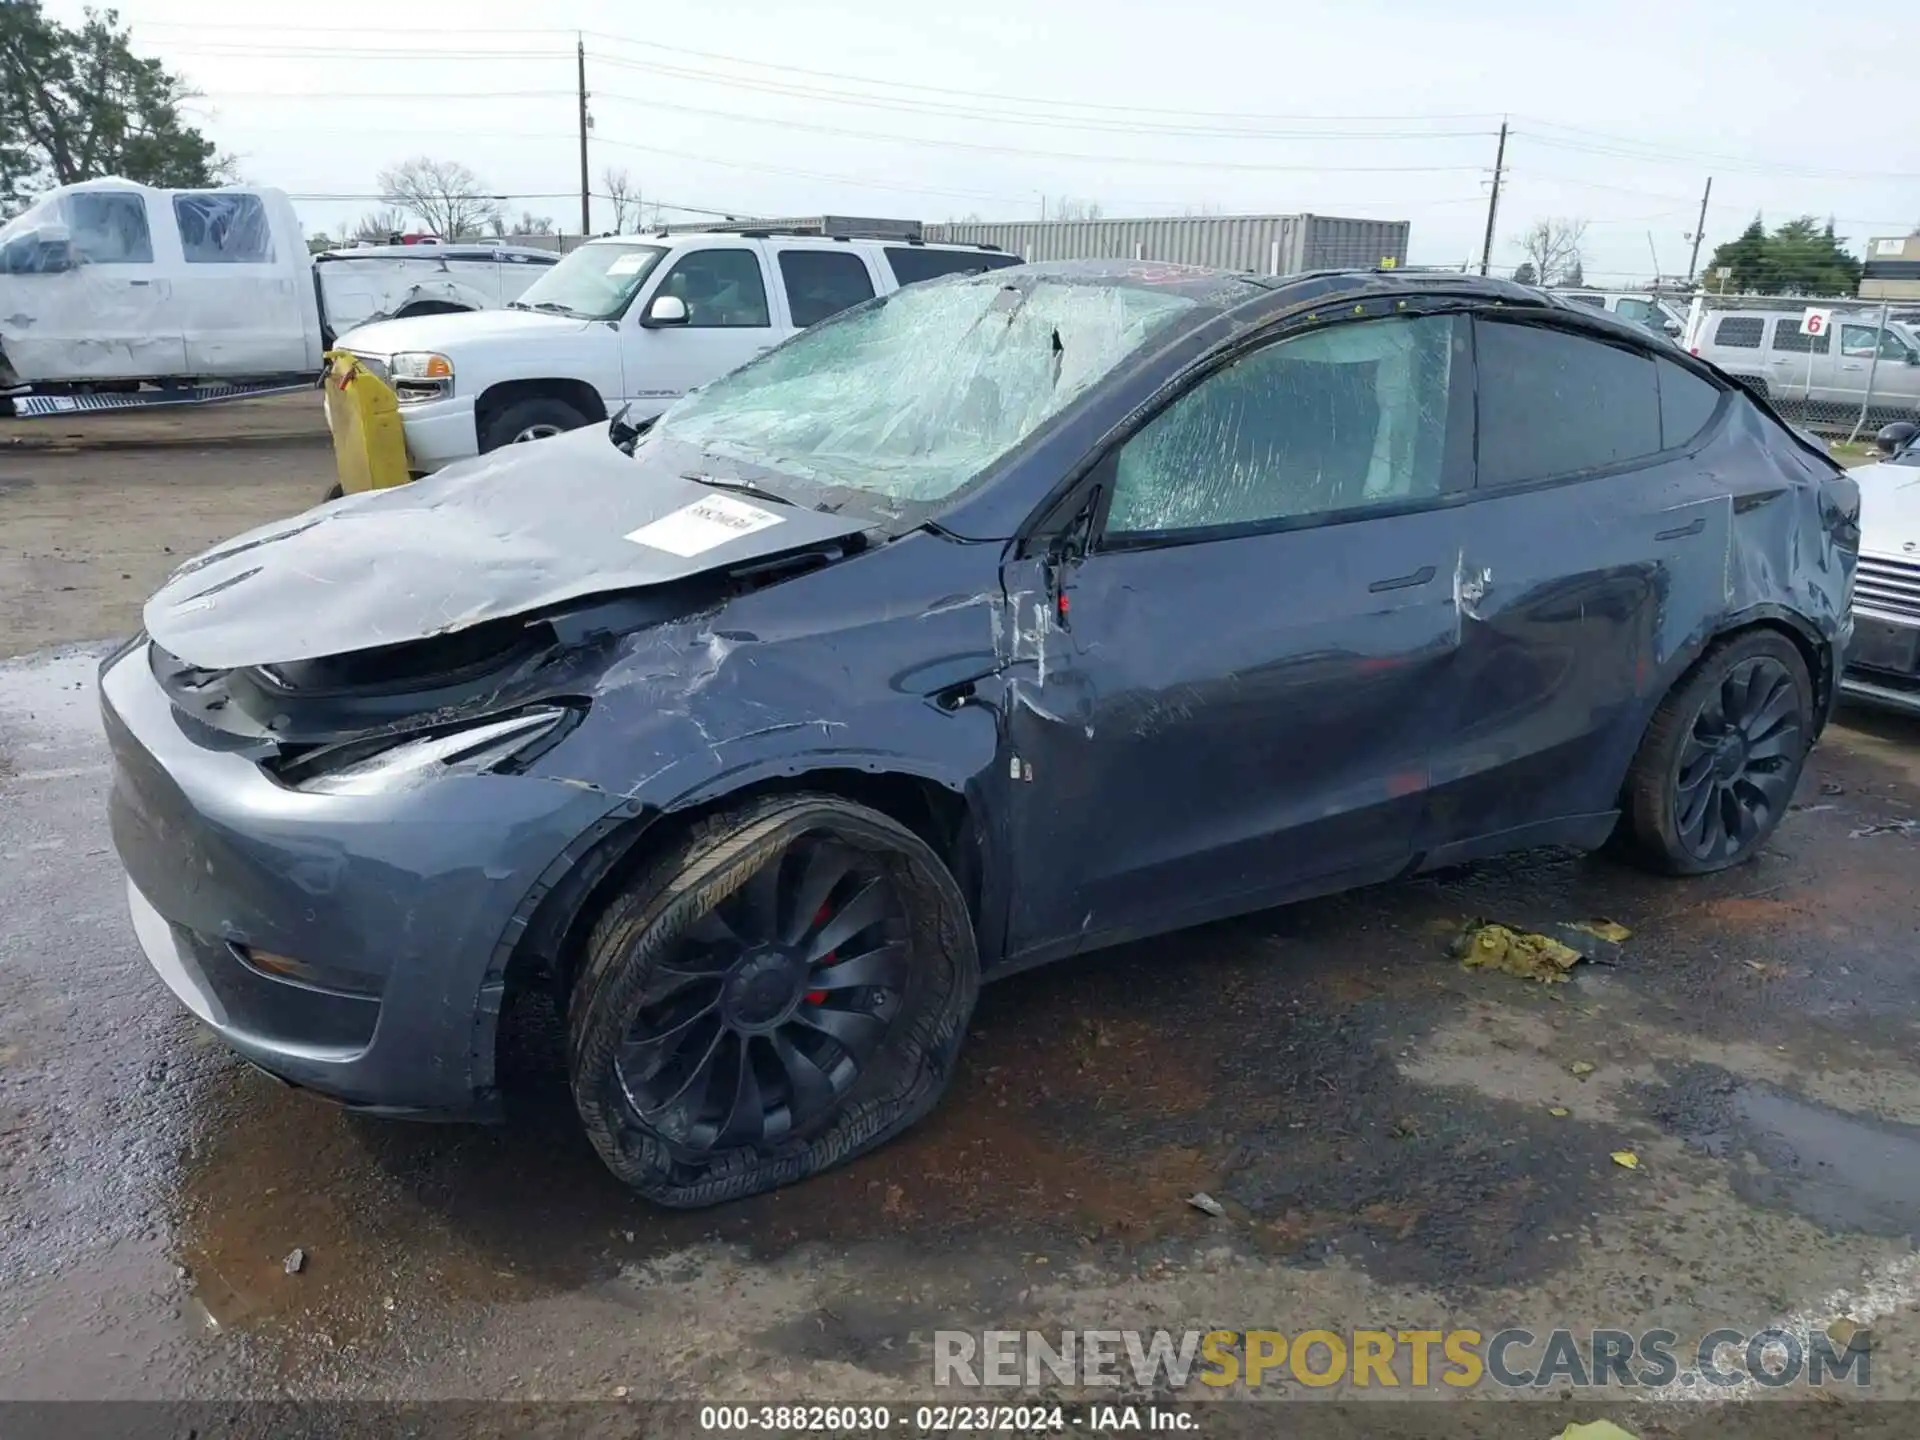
top-left (1840, 605), bottom-right (1920, 719)
top-left (100, 645), bottom-right (617, 1117)
top-left (395, 393), bottom-right (479, 473)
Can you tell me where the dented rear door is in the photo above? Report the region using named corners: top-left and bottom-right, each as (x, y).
top-left (1420, 318), bottom-right (1737, 858)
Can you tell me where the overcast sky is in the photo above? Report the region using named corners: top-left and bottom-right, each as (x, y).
top-left (47, 0), bottom-right (1920, 284)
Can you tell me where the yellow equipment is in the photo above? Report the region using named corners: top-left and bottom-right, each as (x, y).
top-left (321, 349), bottom-right (409, 497)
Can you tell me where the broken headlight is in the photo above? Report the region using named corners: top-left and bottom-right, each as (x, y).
top-left (390, 351), bottom-right (453, 404)
top-left (286, 706), bottom-right (572, 796)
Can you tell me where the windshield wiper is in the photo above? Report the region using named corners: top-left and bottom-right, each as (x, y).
top-left (508, 300), bottom-right (579, 316)
top-left (682, 472), bottom-right (795, 506)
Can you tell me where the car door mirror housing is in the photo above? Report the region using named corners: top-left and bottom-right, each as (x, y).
top-left (1874, 421), bottom-right (1918, 455)
top-left (641, 294), bottom-right (689, 328)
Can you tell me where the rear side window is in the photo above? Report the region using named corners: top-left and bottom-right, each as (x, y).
top-left (885, 247), bottom-right (1019, 286)
top-left (1656, 359), bottom-right (1722, 448)
top-left (777, 249), bottom-right (875, 327)
top-left (1771, 318), bottom-right (1830, 354)
top-left (174, 193), bottom-right (275, 264)
top-left (67, 191), bottom-right (153, 264)
top-left (1713, 316), bottom-right (1764, 349)
top-left (1474, 319), bottom-right (1661, 486)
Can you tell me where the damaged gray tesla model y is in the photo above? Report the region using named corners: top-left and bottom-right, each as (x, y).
top-left (103, 262), bottom-right (1860, 1206)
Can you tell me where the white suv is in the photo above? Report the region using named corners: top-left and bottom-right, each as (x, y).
top-left (333, 230), bottom-right (1020, 472)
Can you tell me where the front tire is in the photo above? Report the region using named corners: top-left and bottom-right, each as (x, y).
top-left (478, 396), bottom-right (590, 453)
top-left (1618, 630), bottom-right (1813, 875)
top-left (567, 794), bottom-right (978, 1208)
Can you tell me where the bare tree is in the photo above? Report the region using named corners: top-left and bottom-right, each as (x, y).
top-left (1516, 218), bottom-right (1589, 287)
top-left (603, 167), bottom-right (644, 234)
top-left (351, 206), bottom-right (406, 243)
top-left (376, 157), bottom-right (501, 239)
top-left (1049, 195), bottom-right (1103, 222)
top-left (490, 209), bottom-right (554, 237)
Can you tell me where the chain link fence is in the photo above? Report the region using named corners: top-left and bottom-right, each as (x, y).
top-left (1680, 291), bottom-right (1920, 440)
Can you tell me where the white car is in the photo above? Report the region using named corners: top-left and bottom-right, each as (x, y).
top-left (334, 229), bottom-right (1021, 473)
top-left (0, 179), bottom-right (554, 390)
top-left (1842, 421), bottom-right (1920, 716)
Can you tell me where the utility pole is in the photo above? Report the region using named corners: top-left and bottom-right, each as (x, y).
top-left (1685, 176), bottom-right (1713, 282)
top-left (576, 35), bottom-right (591, 237)
top-left (1478, 120), bottom-right (1508, 277)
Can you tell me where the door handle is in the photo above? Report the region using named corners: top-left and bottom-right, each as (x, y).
top-left (1655, 516), bottom-right (1706, 542)
top-left (1368, 564), bottom-right (1436, 593)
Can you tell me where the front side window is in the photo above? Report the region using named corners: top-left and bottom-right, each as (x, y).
top-left (778, 250), bottom-right (874, 328)
top-left (174, 193), bottom-right (273, 264)
top-left (1841, 324), bottom-right (1912, 361)
top-left (1771, 318), bottom-right (1830, 354)
top-left (69, 191), bottom-right (154, 264)
top-left (510, 242), bottom-right (665, 320)
top-left (1105, 314), bottom-right (1461, 537)
top-left (655, 249), bottom-right (770, 328)
top-left (653, 275), bottom-right (1199, 508)
top-left (1475, 319), bottom-right (1661, 487)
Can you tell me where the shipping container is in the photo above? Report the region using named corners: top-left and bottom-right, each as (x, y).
top-left (921, 214), bottom-right (1409, 275)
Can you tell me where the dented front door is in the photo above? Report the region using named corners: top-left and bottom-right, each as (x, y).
top-left (996, 508), bottom-right (1472, 963)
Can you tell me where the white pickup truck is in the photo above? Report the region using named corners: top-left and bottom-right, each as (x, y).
top-left (332, 227), bottom-right (1020, 471)
top-left (0, 178), bottom-right (557, 395)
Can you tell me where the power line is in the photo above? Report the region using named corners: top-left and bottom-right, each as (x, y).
top-left (1514, 130), bottom-right (1920, 183)
top-left (137, 21), bottom-right (1505, 123)
top-left (586, 90), bottom-right (1493, 172)
top-left (586, 52), bottom-right (1496, 141)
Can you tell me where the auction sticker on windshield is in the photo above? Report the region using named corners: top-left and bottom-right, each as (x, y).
top-left (624, 494), bottom-right (786, 557)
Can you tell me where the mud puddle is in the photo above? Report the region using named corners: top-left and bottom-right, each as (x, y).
top-left (1642, 1063), bottom-right (1920, 1237)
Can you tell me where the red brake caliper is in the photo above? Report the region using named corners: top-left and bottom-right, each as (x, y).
top-left (805, 903), bottom-right (832, 1003)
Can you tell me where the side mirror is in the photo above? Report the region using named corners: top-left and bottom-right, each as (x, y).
top-left (1663, 319), bottom-right (1683, 337)
top-left (641, 294), bottom-right (689, 328)
top-left (1, 222), bottom-right (74, 275)
top-left (1874, 421), bottom-right (1918, 455)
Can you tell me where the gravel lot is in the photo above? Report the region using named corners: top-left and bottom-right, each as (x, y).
top-left (1, 420), bottom-right (1915, 1434)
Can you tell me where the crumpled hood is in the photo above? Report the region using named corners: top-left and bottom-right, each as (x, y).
top-left (1853, 458), bottom-right (1920, 560)
top-left (334, 306), bottom-right (596, 353)
top-left (143, 426), bottom-right (867, 669)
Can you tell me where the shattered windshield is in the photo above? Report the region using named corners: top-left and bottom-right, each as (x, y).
top-left (511, 243), bottom-right (666, 320)
top-left (651, 274), bottom-right (1200, 505)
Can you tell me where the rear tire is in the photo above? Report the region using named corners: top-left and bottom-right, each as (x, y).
top-left (567, 793), bottom-right (978, 1208)
top-left (478, 396), bottom-right (590, 453)
top-left (1617, 630), bottom-right (1813, 875)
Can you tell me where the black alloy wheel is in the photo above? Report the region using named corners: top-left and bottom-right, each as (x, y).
top-left (614, 838), bottom-right (908, 1151)
top-left (568, 793), bottom-right (978, 1207)
top-left (1669, 655), bottom-right (1803, 865)
top-left (1619, 629), bottom-right (1813, 876)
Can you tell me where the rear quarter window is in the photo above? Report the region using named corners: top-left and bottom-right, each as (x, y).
top-left (1713, 316), bottom-right (1764, 349)
top-left (884, 247), bottom-right (1020, 286)
top-left (1656, 358), bottom-right (1723, 448)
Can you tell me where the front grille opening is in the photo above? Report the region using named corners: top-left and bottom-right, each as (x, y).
top-left (256, 617), bottom-right (549, 696)
top-left (1856, 555), bottom-right (1920, 623)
